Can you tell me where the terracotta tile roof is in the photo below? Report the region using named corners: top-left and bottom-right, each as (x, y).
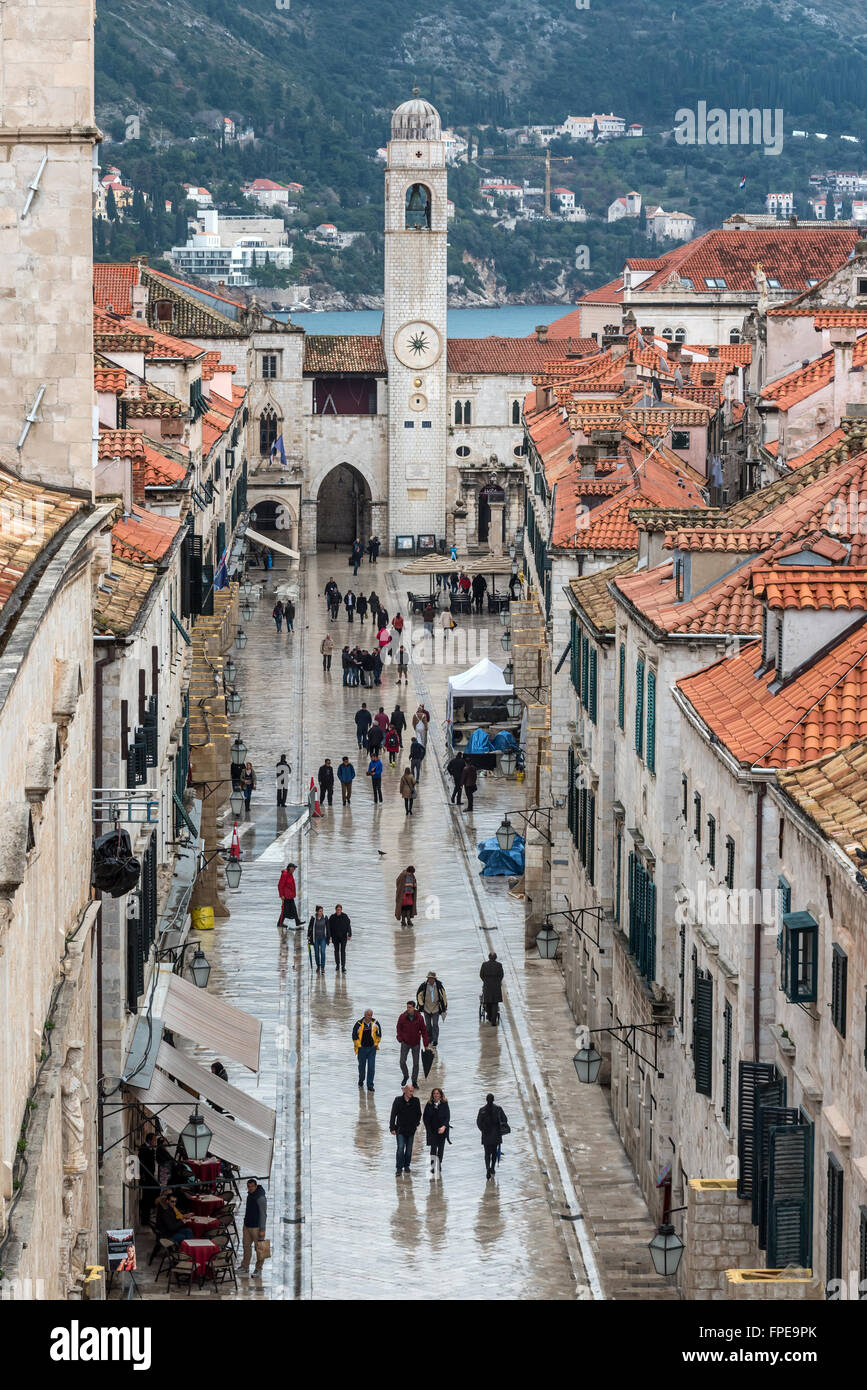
top-left (121, 380), bottom-right (186, 418)
top-left (115, 316), bottom-right (204, 361)
top-left (764, 439), bottom-right (780, 457)
top-left (93, 262), bottom-right (139, 316)
top-left (761, 333), bottom-right (867, 411)
top-left (142, 442), bottom-right (187, 488)
top-left (676, 619), bottom-right (867, 767)
top-left (98, 429), bottom-right (147, 460)
top-left (777, 738), bottom-right (867, 867)
top-left (111, 508), bottom-right (182, 563)
top-left (553, 453), bottom-right (706, 550)
top-left (684, 343), bottom-right (753, 365)
top-left (780, 426), bottom-right (847, 470)
top-left (635, 227), bottom-right (859, 295)
top-left (625, 258), bottom-right (662, 271)
top-left (578, 276), bottom-right (626, 304)
top-left (775, 532), bottom-right (849, 563)
top-left (567, 556), bottom-right (638, 634)
top-left (447, 337), bottom-right (597, 374)
top-left (616, 559), bottom-right (764, 637)
top-left (94, 365), bottom-right (127, 393)
top-left (303, 334), bottom-right (387, 375)
top-left (0, 467), bottom-right (85, 614)
top-left (751, 565), bottom-right (867, 611)
top-left (664, 529), bottom-right (779, 553)
top-left (813, 309), bottom-right (867, 329)
top-left (143, 267), bottom-right (245, 310)
top-left (94, 556), bottom-right (159, 636)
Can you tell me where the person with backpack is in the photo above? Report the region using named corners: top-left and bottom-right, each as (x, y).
top-left (415, 971), bottom-right (447, 1046)
top-left (390, 703), bottom-right (407, 747)
top-left (476, 1094), bottom-right (510, 1180)
top-left (385, 725), bottom-right (400, 767)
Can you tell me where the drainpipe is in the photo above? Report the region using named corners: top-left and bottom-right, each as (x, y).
top-left (753, 781), bottom-right (765, 1060)
top-left (93, 641), bottom-right (115, 1165)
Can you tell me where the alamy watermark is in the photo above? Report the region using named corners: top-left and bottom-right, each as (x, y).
top-left (674, 102), bottom-right (784, 157)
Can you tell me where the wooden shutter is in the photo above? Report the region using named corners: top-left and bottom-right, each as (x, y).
top-left (826, 1155), bottom-right (844, 1287)
top-left (707, 814), bottom-right (716, 867)
top-left (757, 1105), bottom-right (800, 1248)
top-left (767, 1124), bottom-right (813, 1269)
top-left (634, 658), bottom-right (645, 757)
top-left (586, 790), bottom-right (595, 884)
top-left (859, 1205), bottom-right (867, 1299)
top-left (581, 634), bottom-right (589, 709)
top-left (200, 561), bottom-right (214, 616)
top-left (644, 878), bottom-right (656, 980)
top-left (832, 944), bottom-right (848, 1036)
top-left (588, 647), bottom-right (598, 723)
top-left (567, 746), bottom-right (575, 835)
top-left (678, 922), bottom-right (686, 1029)
top-left (126, 917), bottom-right (144, 1011)
top-left (646, 669), bottom-right (656, 773)
top-left (737, 1061), bottom-right (777, 1199)
top-left (693, 971), bottom-right (713, 1096)
top-left (751, 1077), bottom-right (788, 1225)
top-left (615, 829), bottom-right (622, 923)
top-left (618, 645), bottom-right (625, 729)
top-left (722, 1000), bottom-right (732, 1128)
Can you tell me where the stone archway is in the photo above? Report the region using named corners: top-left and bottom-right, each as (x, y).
top-left (247, 492), bottom-right (298, 553)
top-left (315, 463), bottom-right (372, 548)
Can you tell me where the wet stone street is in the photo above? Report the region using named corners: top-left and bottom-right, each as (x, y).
top-left (136, 551), bottom-right (674, 1302)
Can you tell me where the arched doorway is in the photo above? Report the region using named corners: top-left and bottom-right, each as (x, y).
top-left (478, 484), bottom-right (506, 545)
top-left (316, 464), bottom-right (372, 547)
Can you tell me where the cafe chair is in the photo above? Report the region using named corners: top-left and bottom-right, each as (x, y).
top-left (166, 1256), bottom-right (197, 1295)
top-left (152, 1237), bottom-right (179, 1280)
top-left (207, 1251), bottom-right (239, 1293)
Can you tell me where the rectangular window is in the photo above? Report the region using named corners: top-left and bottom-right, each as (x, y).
top-left (628, 851), bottom-right (656, 981)
top-left (261, 354), bottom-right (278, 379)
top-left (693, 961), bottom-right (714, 1097)
top-left (421, 420), bottom-right (432, 428)
top-left (634, 658), bottom-right (645, 759)
top-left (404, 420), bottom-right (415, 428)
top-left (671, 429), bottom-right (690, 450)
top-left (826, 1155), bottom-right (844, 1290)
top-left (618, 644), bottom-right (625, 730)
top-left (707, 814), bottom-right (716, 867)
top-left (775, 615), bottom-right (784, 680)
top-left (860, 1206), bottom-right (867, 1300)
top-left (567, 746), bottom-right (576, 837)
top-left (722, 1000), bottom-right (733, 1128)
top-left (725, 835), bottom-right (736, 889)
top-left (674, 556), bottom-right (684, 600)
top-left (678, 921), bottom-right (686, 1029)
top-left (831, 944), bottom-right (848, 1036)
top-left (580, 634), bottom-right (590, 710)
top-left (588, 646), bottom-right (598, 724)
top-left (615, 829), bottom-right (622, 924)
top-left (781, 911), bottom-right (818, 1004)
top-left (646, 669), bottom-right (656, 773)
top-left (681, 773), bottom-right (688, 819)
top-left (693, 791), bottom-right (702, 842)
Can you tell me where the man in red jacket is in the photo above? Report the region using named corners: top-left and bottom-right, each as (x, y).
top-left (396, 1000), bottom-right (429, 1089)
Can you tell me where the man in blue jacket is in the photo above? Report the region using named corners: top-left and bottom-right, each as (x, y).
top-left (367, 753), bottom-right (383, 805)
top-left (337, 756), bottom-right (356, 804)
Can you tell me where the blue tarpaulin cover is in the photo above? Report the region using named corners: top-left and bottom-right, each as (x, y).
top-left (466, 728), bottom-right (494, 753)
top-left (490, 730), bottom-right (518, 752)
top-left (477, 833), bottom-right (525, 876)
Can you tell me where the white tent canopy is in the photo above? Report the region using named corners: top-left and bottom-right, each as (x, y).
top-left (447, 658), bottom-right (513, 726)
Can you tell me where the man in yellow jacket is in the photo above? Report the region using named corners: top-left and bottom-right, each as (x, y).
top-left (352, 1009), bottom-right (381, 1092)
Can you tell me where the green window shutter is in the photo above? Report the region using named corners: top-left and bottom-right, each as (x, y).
top-left (707, 814), bottom-right (716, 867)
top-left (586, 790), bottom-right (595, 884)
top-left (645, 669), bottom-right (656, 772)
top-left (693, 970), bottom-right (713, 1097)
top-left (782, 911), bottom-right (818, 1003)
top-left (678, 922), bottom-right (687, 1029)
top-left (644, 878), bottom-right (656, 980)
top-left (832, 944), bottom-right (848, 1036)
top-left (826, 1156), bottom-right (844, 1286)
top-left (588, 646), bottom-right (598, 724)
top-left (859, 1206), bottom-right (867, 1298)
top-left (693, 791), bottom-right (702, 841)
top-left (569, 615), bottom-right (578, 692)
top-left (737, 1061), bottom-right (778, 1200)
top-left (757, 1104), bottom-right (801, 1251)
top-left (578, 786), bottom-right (587, 861)
top-left (681, 773), bottom-right (688, 819)
top-left (567, 746), bottom-right (575, 834)
top-left (767, 1124), bottom-right (813, 1269)
top-left (751, 1077), bottom-right (788, 1226)
top-left (617, 645), bottom-right (625, 729)
top-left (634, 658), bottom-right (645, 758)
top-left (722, 1000), bottom-right (733, 1128)
top-left (126, 917), bottom-right (145, 1011)
top-left (615, 830), bottom-right (622, 923)
top-left (581, 634), bottom-right (589, 709)
top-left (725, 835), bottom-right (735, 889)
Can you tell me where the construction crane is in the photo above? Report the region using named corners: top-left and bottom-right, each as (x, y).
top-left (485, 147), bottom-right (574, 217)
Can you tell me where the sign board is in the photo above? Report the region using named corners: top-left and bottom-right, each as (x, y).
top-left (106, 1229), bottom-right (137, 1272)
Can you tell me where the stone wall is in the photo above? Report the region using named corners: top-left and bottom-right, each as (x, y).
top-left (681, 1180), bottom-right (763, 1299)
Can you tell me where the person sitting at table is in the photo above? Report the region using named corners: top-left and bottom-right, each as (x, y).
top-left (154, 1193), bottom-right (194, 1246)
top-left (459, 571), bottom-right (471, 596)
top-left (170, 1154), bottom-right (195, 1190)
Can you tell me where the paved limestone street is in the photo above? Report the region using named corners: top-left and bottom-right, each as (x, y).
top-left (137, 549), bottom-right (675, 1301)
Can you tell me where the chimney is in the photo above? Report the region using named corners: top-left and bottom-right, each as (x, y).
top-left (623, 361), bottom-right (638, 387)
top-left (707, 345), bottom-right (719, 359)
top-left (830, 326), bottom-right (857, 426)
top-left (535, 383), bottom-right (554, 412)
top-left (700, 370), bottom-right (716, 385)
top-left (641, 326), bottom-right (655, 338)
top-left (535, 323), bottom-right (549, 344)
top-left (668, 342), bottom-right (682, 361)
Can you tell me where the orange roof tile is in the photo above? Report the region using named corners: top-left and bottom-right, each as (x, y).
top-left (94, 365), bottom-right (127, 393)
top-left (0, 467), bottom-right (85, 614)
top-left (142, 442), bottom-right (187, 488)
top-left (111, 508), bottom-right (182, 563)
top-left (780, 426), bottom-right (847, 470)
top-left (116, 316), bottom-right (204, 361)
top-left (94, 556), bottom-right (159, 636)
top-left (664, 529), bottom-right (779, 553)
top-left (98, 429), bottom-right (147, 460)
top-left (303, 335), bottom-right (387, 375)
top-left (447, 337), bottom-right (598, 374)
top-left (761, 334), bottom-right (867, 411)
top-left (93, 262), bottom-right (139, 316)
top-left (751, 566), bottom-right (867, 611)
top-left (677, 619), bottom-right (867, 768)
top-left (636, 227), bottom-right (859, 295)
top-left (777, 738), bottom-right (867, 867)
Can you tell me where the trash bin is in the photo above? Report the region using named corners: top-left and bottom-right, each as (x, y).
top-left (191, 905), bottom-right (215, 932)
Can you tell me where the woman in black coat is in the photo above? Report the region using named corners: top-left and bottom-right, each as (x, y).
top-left (423, 1087), bottom-right (451, 1176)
top-left (476, 1093), bottom-right (509, 1179)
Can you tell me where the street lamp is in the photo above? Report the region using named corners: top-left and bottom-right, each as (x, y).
top-left (225, 858), bottom-right (242, 890)
top-left (235, 627), bottom-right (247, 650)
top-left (189, 947), bottom-right (211, 989)
top-left (500, 629), bottom-right (512, 652)
top-left (495, 816), bottom-right (516, 852)
top-left (503, 660), bottom-right (514, 685)
top-left (229, 789), bottom-right (245, 818)
top-left (499, 606), bottom-right (510, 626)
top-left (231, 735), bottom-right (247, 763)
top-left (505, 695), bottom-right (522, 720)
top-left (499, 750), bottom-right (517, 776)
top-left (535, 923), bottom-right (560, 959)
top-left (240, 601), bottom-right (253, 623)
top-left (648, 1224), bottom-right (685, 1278)
top-left (224, 658), bottom-right (237, 685)
top-left (573, 1045), bottom-right (603, 1084)
top-left (180, 1109), bottom-right (213, 1161)
top-left (242, 578), bottom-right (254, 599)
top-left (509, 543), bottom-right (517, 560)
top-left (226, 689), bottom-right (241, 715)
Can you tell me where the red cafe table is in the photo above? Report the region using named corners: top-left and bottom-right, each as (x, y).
top-left (187, 1214), bottom-right (220, 1236)
top-left (179, 1238), bottom-right (218, 1283)
top-left (188, 1158), bottom-right (221, 1185)
top-left (188, 1194), bottom-right (224, 1215)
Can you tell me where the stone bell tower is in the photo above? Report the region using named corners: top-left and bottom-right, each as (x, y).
top-left (383, 96), bottom-right (449, 553)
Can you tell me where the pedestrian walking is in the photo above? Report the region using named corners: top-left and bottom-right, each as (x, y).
top-left (278, 861), bottom-right (300, 928)
top-left (275, 753), bottom-right (291, 808)
top-left (396, 1000), bottom-right (429, 1088)
top-left (462, 760), bottom-right (477, 812)
top-left (423, 1088), bottom-right (450, 1176)
top-left (240, 760), bottom-right (256, 810)
top-left (341, 645), bottom-right (352, 686)
top-left (352, 1009), bottom-right (381, 1091)
top-left (324, 577), bottom-right (337, 610)
top-left (385, 725), bottom-right (400, 767)
top-left (356, 592), bottom-right (368, 623)
top-left (321, 633), bottom-right (334, 673)
top-left (395, 865), bottom-right (418, 926)
top-left (374, 706), bottom-right (390, 734)
top-left (447, 751), bottom-right (466, 805)
top-left (396, 644), bottom-right (409, 683)
top-left (337, 755), bottom-right (355, 804)
top-left (272, 600), bottom-right (284, 632)
top-left (399, 766), bottom-right (416, 815)
top-left (284, 599), bottom-right (295, 633)
top-left (329, 587), bottom-right (342, 621)
top-left (351, 539), bottom-right (363, 576)
top-left (392, 611), bottom-right (405, 641)
top-left (409, 737), bottom-right (425, 783)
top-left (344, 588), bottom-right (356, 623)
top-left (480, 951), bottom-right (504, 1025)
top-left (230, 756), bottom-right (243, 792)
top-left (239, 1178), bottom-right (268, 1272)
top-left (413, 718), bottom-right (427, 750)
top-left (477, 1094), bottom-right (510, 1180)
top-left (362, 649), bottom-right (375, 687)
top-left (422, 601), bottom-right (435, 636)
top-left (371, 535), bottom-right (380, 565)
top-left (377, 624), bottom-right (391, 655)
top-left (354, 701), bottom-right (372, 749)
top-left (416, 972), bottom-right (447, 1046)
top-left (441, 606), bottom-right (456, 632)
top-left (372, 649), bottom-right (384, 686)
top-left (450, 543), bottom-right (458, 563)
top-left (390, 703), bottom-right (406, 746)
top-left (390, 1086), bottom-right (421, 1175)
top-left (471, 573), bottom-right (487, 614)
top-left (318, 757), bottom-right (334, 808)
top-left (307, 905), bottom-right (329, 971)
top-left (368, 591), bottom-right (380, 627)
top-left (367, 752), bottom-right (383, 804)
top-left (366, 722), bottom-right (384, 757)
top-left (328, 903), bottom-right (352, 971)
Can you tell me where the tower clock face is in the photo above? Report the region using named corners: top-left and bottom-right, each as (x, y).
top-left (393, 320), bottom-right (442, 370)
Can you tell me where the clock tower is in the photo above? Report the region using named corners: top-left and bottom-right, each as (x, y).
top-left (383, 97), bottom-right (449, 553)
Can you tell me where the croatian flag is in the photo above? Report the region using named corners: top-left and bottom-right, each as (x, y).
top-left (270, 433), bottom-right (287, 468)
top-left (215, 544), bottom-right (229, 590)
top-left (739, 176), bottom-right (747, 189)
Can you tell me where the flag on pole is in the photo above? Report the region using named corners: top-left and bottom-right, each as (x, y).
top-left (739, 176), bottom-right (747, 190)
top-left (215, 544), bottom-right (229, 590)
top-left (270, 434), bottom-right (287, 468)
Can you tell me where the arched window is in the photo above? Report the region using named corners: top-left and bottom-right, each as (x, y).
top-left (463, 400), bottom-right (472, 425)
top-left (511, 399), bottom-right (521, 425)
top-left (729, 328), bottom-right (741, 344)
top-left (405, 183), bottom-right (431, 229)
top-left (661, 328), bottom-right (673, 341)
top-left (259, 408), bottom-right (279, 456)
top-left (454, 401), bottom-right (463, 425)
top-left (674, 327), bottom-right (686, 343)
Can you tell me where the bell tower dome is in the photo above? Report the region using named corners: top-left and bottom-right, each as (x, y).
top-left (383, 94), bottom-right (448, 553)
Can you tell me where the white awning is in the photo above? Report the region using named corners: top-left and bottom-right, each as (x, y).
top-left (246, 525), bottom-right (299, 560)
top-left (130, 1067), bottom-right (273, 1175)
top-left (161, 974), bottom-right (261, 1072)
top-left (153, 1041), bottom-right (275, 1138)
